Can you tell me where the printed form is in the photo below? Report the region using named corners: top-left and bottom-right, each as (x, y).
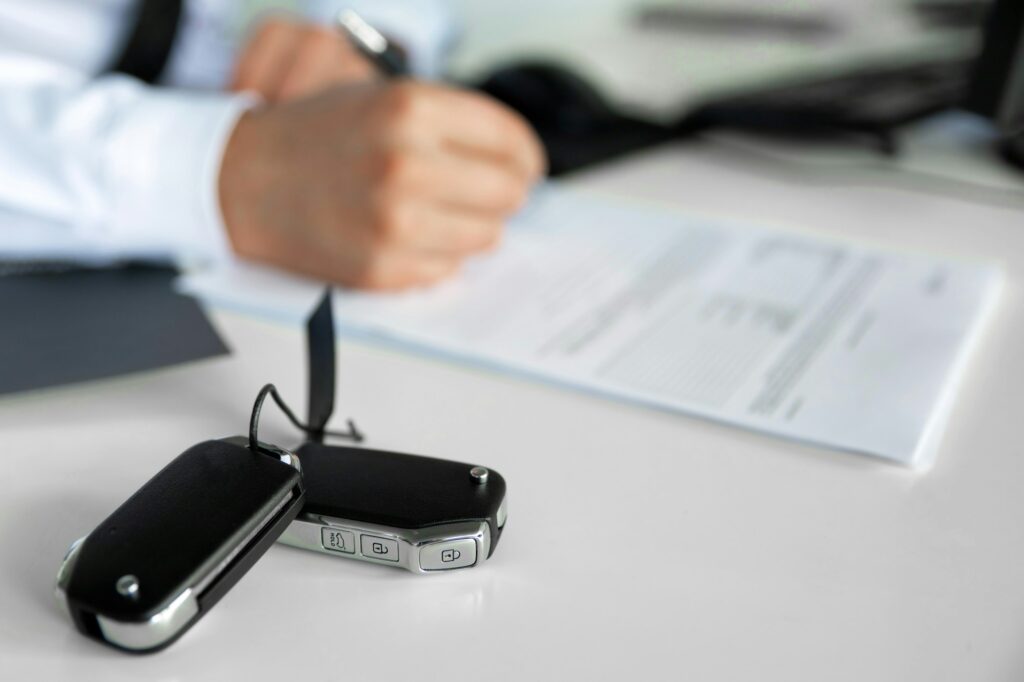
top-left (183, 188), bottom-right (1002, 468)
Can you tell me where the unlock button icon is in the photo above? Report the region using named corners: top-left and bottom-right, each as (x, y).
top-left (441, 548), bottom-right (461, 563)
top-left (360, 534), bottom-right (399, 562)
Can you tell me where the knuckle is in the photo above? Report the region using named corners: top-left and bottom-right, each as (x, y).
top-left (294, 30), bottom-right (329, 64)
top-left (372, 149), bottom-right (413, 188)
top-left (258, 18), bottom-right (296, 42)
top-left (500, 114), bottom-right (546, 174)
top-left (426, 260), bottom-right (461, 284)
top-left (506, 109), bottom-right (540, 146)
top-left (462, 223), bottom-right (501, 252)
top-left (485, 230), bottom-right (503, 251)
top-left (368, 199), bottom-right (410, 245)
top-left (482, 222), bottom-right (505, 249)
top-left (306, 27), bottom-right (337, 53)
top-left (350, 256), bottom-right (391, 290)
top-left (497, 115), bottom-right (522, 142)
top-left (507, 179), bottom-right (531, 209)
top-left (253, 21), bottom-right (280, 42)
top-left (490, 174), bottom-right (529, 213)
top-left (380, 81), bottom-right (425, 125)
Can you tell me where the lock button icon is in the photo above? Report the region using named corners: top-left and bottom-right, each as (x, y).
top-left (420, 540), bottom-right (477, 571)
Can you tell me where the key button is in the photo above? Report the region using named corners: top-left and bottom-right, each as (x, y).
top-left (360, 534), bottom-right (399, 562)
top-left (420, 539), bottom-right (477, 571)
top-left (321, 528), bottom-right (355, 554)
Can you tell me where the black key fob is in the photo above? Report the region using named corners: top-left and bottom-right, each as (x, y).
top-left (278, 442), bottom-right (507, 573)
top-left (55, 437), bottom-right (304, 653)
top-left (277, 289), bottom-right (508, 573)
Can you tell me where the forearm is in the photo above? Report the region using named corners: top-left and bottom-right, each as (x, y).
top-left (0, 66), bottom-right (253, 263)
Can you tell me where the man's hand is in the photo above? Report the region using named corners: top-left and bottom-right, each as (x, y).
top-left (219, 80), bottom-right (546, 290)
top-left (231, 19), bottom-right (375, 102)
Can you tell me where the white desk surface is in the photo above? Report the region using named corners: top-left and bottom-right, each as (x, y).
top-left (3, 132), bottom-right (1024, 682)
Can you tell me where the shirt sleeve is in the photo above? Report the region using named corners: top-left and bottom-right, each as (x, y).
top-left (0, 57), bottom-right (255, 264)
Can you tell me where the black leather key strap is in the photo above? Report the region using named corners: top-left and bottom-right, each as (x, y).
top-left (109, 0), bottom-right (184, 84)
top-left (306, 289), bottom-right (336, 441)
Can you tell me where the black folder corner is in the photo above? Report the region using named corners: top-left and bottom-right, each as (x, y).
top-left (0, 264), bottom-right (228, 396)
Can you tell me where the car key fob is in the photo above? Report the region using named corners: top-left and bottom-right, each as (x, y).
top-left (55, 437), bottom-right (304, 653)
top-left (279, 289), bottom-right (508, 573)
top-left (278, 442), bottom-right (507, 573)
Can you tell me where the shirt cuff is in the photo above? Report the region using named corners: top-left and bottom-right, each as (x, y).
top-left (102, 89), bottom-right (257, 266)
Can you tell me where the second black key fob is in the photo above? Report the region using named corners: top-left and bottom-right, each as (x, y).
top-left (55, 437), bottom-right (304, 653)
top-left (278, 442), bottom-right (507, 573)
top-left (278, 290), bottom-right (508, 573)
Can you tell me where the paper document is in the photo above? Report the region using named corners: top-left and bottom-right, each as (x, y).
top-left (182, 188), bottom-right (1001, 468)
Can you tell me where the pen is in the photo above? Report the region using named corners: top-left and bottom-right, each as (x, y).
top-left (336, 9), bottom-right (410, 77)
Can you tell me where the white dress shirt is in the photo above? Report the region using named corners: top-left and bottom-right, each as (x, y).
top-left (0, 0), bottom-right (454, 265)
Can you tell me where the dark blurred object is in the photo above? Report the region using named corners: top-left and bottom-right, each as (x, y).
top-left (110, 0), bottom-right (183, 84)
top-left (476, 2), bottom-right (994, 175)
top-left (636, 6), bottom-right (838, 41)
top-left (0, 263), bottom-right (227, 395)
top-left (686, 0), bottom-right (1024, 169)
top-left (965, 0), bottom-right (1024, 170)
top-left (681, 58), bottom-right (973, 155)
top-left (911, 0), bottom-right (992, 29)
top-left (479, 63), bottom-right (677, 176)
top-left (966, 0), bottom-right (1023, 127)
top-left (1000, 136), bottom-right (1024, 169)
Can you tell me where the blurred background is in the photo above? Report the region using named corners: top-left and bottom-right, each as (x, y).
top-left (440, 0), bottom-right (1017, 178)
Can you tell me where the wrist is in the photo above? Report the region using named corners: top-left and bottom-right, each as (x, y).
top-left (219, 109), bottom-right (272, 260)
